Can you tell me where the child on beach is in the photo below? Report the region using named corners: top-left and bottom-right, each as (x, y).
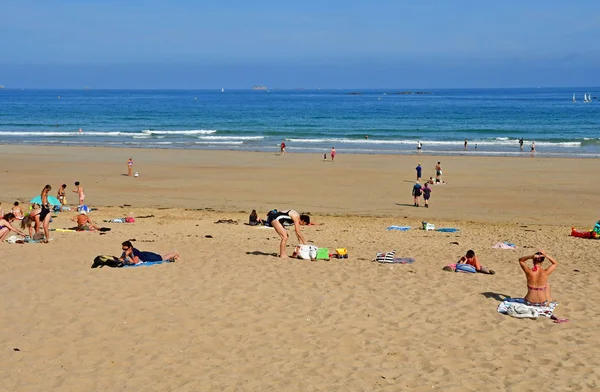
top-left (331, 147), bottom-right (336, 161)
top-left (416, 163), bottom-right (422, 181)
top-left (126, 157), bottom-right (133, 176)
top-left (458, 250), bottom-right (495, 274)
top-left (73, 181), bottom-right (85, 206)
top-left (422, 182), bottom-right (431, 208)
top-left (57, 184), bottom-right (67, 211)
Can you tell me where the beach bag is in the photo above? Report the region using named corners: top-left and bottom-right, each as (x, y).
top-left (422, 221), bottom-right (435, 231)
top-left (455, 263), bottom-right (476, 273)
top-left (376, 250), bottom-right (396, 263)
top-left (297, 244), bottom-right (318, 260)
top-left (91, 255), bottom-right (123, 268)
top-left (316, 248), bottom-right (329, 260)
top-left (78, 205), bottom-right (90, 213)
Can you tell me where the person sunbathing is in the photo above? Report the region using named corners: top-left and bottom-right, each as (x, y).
top-left (458, 249), bottom-right (495, 274)
top-left (518, 249), bottom-right (557, 306)
top-left (71, 211), bottom-right (100, 231)
top-left (0, 213), bottom-right (29, 242)
top-left (118, 240), bottom-right (180, 265)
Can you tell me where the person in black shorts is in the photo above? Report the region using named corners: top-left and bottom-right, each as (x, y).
top-left (266, 210), bottom-right (310, 258)
top-left (39, 185), bottom-right (52, 243)
top-left (422, 182), bottom-right (432, 208)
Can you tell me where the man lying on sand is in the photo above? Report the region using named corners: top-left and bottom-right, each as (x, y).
top-left (71, 211), bottom-right (100, 231)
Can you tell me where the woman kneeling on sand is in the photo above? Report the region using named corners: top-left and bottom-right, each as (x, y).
top-left (0, 213), bottom-right (29, 242)
top-left (119, 240), bottom-right (179, 265)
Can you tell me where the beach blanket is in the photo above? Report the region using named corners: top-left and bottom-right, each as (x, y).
top-left (497, 298), bottom-right (558, 319)
top-left (121, 260), bottom-right (174, 268)
top-left (386, 226), bottom-right (411, 231)
top-left (492, 242), bottom-right (517, 249)
top-left (436, 228), bottom-right (460, 233)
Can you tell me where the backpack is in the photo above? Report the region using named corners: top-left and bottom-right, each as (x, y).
top-left (296, 244), bottom-right (318, 260)
top-left (91, 255), bottom-right (123, 268)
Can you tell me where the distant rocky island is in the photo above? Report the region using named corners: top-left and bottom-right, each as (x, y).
top-left (252, 85), bottom-right (268, 91)
top-left (0, 85), bottom-right (4, 89)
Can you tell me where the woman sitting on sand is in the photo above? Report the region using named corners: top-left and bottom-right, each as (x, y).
top-left (457, 250), bottom-right (495, 274)
top-left (119, 240), bottom-right (180, 265)
top-left (0, 213), bottom-right (29, 242)
top-left (518, 249), bottom-right (557, 306)
top-left (11, 202), bottom-right (24, 219)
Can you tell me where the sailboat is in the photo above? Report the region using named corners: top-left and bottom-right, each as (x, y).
top-left (584, 93), bottom-right (589, 103)
top-left (573, 93), bottom-right (576, 102)
top-left (221, 88), bottom-right (225, 93)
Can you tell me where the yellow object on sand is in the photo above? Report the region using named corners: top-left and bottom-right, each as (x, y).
top-left (54, 228), bottom-right (76, 232)
top-left (335, 248), bottom-right (348, 256)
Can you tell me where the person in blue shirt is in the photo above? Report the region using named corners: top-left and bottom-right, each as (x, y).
top-left (412, 181), bottom-right (422, 207)
top-left (119, 240), bottom-right (179, 265)
top-left (415, 163), bottom-right (422, 181)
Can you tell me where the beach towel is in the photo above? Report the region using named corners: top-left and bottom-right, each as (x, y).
top-left (492, 242), bottom-right (517, 249)
top-left (436, 228), bottom-right (460, 233)
top-left (375, 257), bottom-right (415, 264)
top-left (121, 260), bottom-right (174, 268)
top-left (386, 226), bottom-right (411, 231)
top-left (91, 255), bottom-right (174, 268)
top-left (375, 250), bottom-right (396, 263)
top-left (497, 298), bottom-right (558, 319)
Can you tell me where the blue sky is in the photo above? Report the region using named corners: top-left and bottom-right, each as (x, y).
top-left (1, 0), bottom-right (599, 88)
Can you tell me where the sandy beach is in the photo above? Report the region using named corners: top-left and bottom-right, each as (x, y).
top-left (1, 146), bottom-right (600, 391)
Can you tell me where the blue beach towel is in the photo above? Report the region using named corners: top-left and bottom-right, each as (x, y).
top-left (436, 228), bottom-right (460, 233)
top-left (386, 226), bottom-right (411, 231)
top-left (122, 260), bottom-right (174, 268)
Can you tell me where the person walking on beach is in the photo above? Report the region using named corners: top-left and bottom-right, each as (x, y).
top-left (417, 141), bottom-right (422, 154)
top-left (330, 147), bottom-right (336, 161)
top-left (422, 182), bottom-right (432, 208)
top-left (280, 141), bottom-right (286, 155)
top-left (39, 185), bottom-right (52, 243)
top-left (73, 181), bottom-right (85, 206)
top-left (530, 141), bottom-right (536, 154)
top-left (266, 209), bottom-right (310, 258)
top-left (464, 139), bottom-right (468, 150)
top-left (126, 157), bottom-right (133, 176)
top-left (416, 163), bottom-right (422, 181)
top-left (435, 162), bottom-right (443, 182)
top-left (519, 138), bottom-right (524, 150)
top-left (412, 181), bottom-right (422, 207)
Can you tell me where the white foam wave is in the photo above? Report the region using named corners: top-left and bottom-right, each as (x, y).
top-left (198, 135), bottom-right (264, 140)
top-left (0, 131), bottom-right (130, 137)
top-left (286, 138), bottom-right (580, 147)
top-left (194, 141), bottom-right (244, 145)
top-left (141, 129), bottom-right (216, 135)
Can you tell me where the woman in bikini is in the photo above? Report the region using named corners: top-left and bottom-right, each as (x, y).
top-left (0, 213), bottom-right (29, 242)
top-left (11, 202), bottom-right (23, 219)
top-left (518, 249), bottom-right (557, 306)
top-left (57, 184), bottom-right (67, 211)
top-left (73, 181), bottom-right (85, 206)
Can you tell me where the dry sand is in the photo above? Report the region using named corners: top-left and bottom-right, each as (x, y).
top-left (1, 146), bottom-right (599, 391)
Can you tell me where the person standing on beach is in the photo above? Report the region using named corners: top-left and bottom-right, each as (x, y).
top-left (57, 184), bottom-right (67, 211)
top-left (464, 139), bottom-right (468, 150)
top-left (126, 157), bottom-right (133, 176)
top-left (435, 162), bottom-right (443, 182)
top-left (280, 141), bottom-right (286, 155)
top-left (530, 141), bottom-right (536, 153)
top-left (422, 182), bottom-right (432, 208)
top-left (416, 163), bottom-right (422, 181)
top-left (519, 138), bottom-right (524, 149)
top-left (412, 181), bottom-right (422, 207)
top-left (331, 147), bottom-right (336, 161)
top-left (73, 181), bottom-right (85, 206)
top-left (417, 141), bottom-right (422, 154)
top-left (39, 185), bottom-right (52, 243)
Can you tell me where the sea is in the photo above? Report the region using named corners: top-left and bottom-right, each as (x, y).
top-left (1, 88), bottom-right (599, 157)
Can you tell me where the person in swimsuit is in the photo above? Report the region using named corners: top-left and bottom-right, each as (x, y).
top-left (267, 210), bottom-right (310, 258)
top-left (530, 141), bottom-right (536, 153)
top-left (11, 202), bottom-right (23, 219)
top-left (0, 213), bottom-right (29, 242)
top-left (39, 185), bottom-right (52, 243)
top-left (71, 211), bottom-right (100, 231)
top-left (280, 141), bottom-right (286, 155)
top-left (0, 202), bottom-right (3, 217)
top-left (73, 181), bottom-right (85, 206)
top-left (330, 147), bottom-right (336, 161)
top-left (435, 162), bottom-right (442, 182)
top-left (416, 141), bottom-right (422, 153)
top-left (519, 249), bottom-right (557, 306)
top-left (119, 240), bottom-right (180, 265)
top-left (22, 203), bottom-right (41, 238)
top-left (458, 249), bottom-right (495, 274)
top-left (126, 157), bottom-right (133, 176)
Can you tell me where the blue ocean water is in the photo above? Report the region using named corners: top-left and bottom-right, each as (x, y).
top-left (0, 88), bottom-right (599, 157)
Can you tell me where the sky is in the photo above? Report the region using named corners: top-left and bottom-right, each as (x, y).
top-left (1, 0), bottom-right (599, 88)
